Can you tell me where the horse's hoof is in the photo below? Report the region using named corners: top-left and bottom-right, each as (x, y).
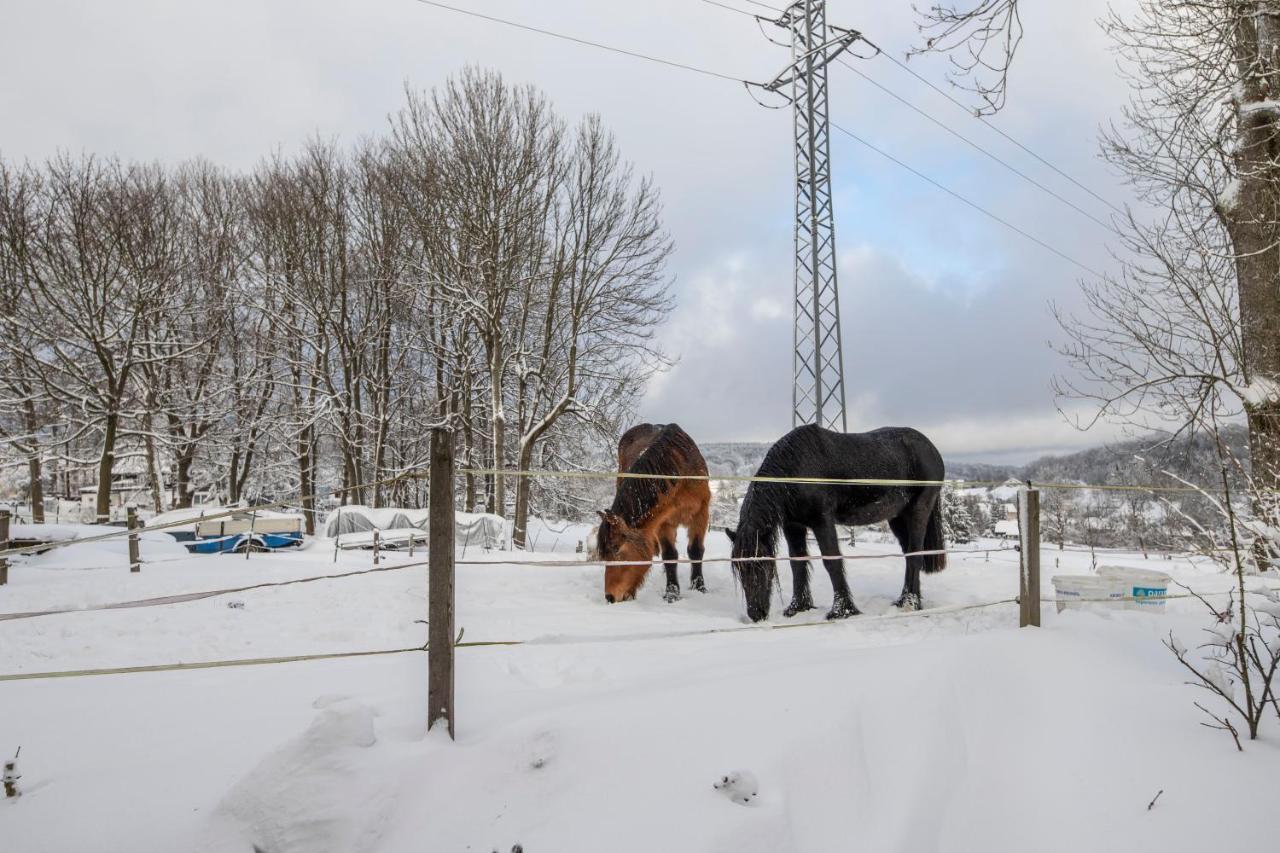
top-left (664, 585), bottom-right (681, 603)
top-left (691, 576), bottom-right (707, 593)
top-left (894, 593), bottom-right (922, 611)
top-left (825, 599), bottom-right (861, 620)
top-left (783, 599), bottom-right (814, 618)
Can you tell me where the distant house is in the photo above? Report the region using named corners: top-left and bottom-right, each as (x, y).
top-left (79, 473), bottom-right (151, 513)
top-left (993, 519), bottom-right (1020, 539)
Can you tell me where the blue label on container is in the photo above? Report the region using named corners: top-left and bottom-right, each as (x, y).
top-left (1132, 586), bottom-right (1166, 598)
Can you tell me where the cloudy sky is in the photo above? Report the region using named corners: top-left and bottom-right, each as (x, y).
top-left (1, 0), bottom-right (1139, 462)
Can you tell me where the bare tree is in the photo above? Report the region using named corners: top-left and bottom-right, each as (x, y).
top-left (133, 160), bottom-right (243, 509)
top-left (16, 157), bottom-right (180, 521)
top-left (1057, 1), bottom-right (1280, 514)
top-left (1054, 1), bottom-right (1280, 745)
top-left (510, 116), bottom-right (672, 546)
top-left (0, 161), bottom-right (53, 521)
top-left (910, 0), bottom-right (1022, 115)
top-left (425, 69), bottom-right (566, 516)
top-left (0, 72), bottom-right (675, 533)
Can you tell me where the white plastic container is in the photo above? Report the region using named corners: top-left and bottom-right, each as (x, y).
top-left (1051, 574), bottom-right (1127, 613)
top-left (1097, 565), bottom-right (1170, 610)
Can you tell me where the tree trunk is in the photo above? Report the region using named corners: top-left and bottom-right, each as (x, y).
top-left (95, 410), bottom-right (119, 523)
top-left (144, 425), bottom-right (164, 513)
top-left (490, 366), bottom-right (506, 518)
top-left (228, 448), bottom-right (242, 503)
top-left (298, 424), bottom-right (315, 535)
top-left (463, 385), bottom-right (477, 512)
top-left (511, 439), bottom-right (536, 549)
top-left (1228, 10), bottom-right (1280, 498)
top-left (23, 402), bottom-right (44, 523)
top-left (175, 450), bottom-right (194, 509)
top-left (27, 451), bottom-right (44, 524)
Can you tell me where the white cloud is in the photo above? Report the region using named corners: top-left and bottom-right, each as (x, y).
top-left (749, 297), bottom-right (786, 321)
top-left (0, 0), bottom-right (1141, 461)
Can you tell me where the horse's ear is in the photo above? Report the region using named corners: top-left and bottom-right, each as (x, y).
top-left (724, 527), bottom-right (737, 544)
top-left (598, 509), bottom-right (627, 530)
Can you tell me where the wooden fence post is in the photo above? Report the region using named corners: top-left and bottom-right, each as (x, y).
top-left (1018, 487), bottom-right (1041, 628)
top-left (428, 427), bottom-right (456, 739)
top-left (127, 505), bottom-right (141, 573)
top-left (244, 508), bottom-right (257, 561)
top-left (373, 528), bottom-right (381, 566)
top-left (0, 509), bottom-right (10, 586)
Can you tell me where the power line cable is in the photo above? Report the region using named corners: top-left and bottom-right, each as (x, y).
top-left (697, 0), bottom-right (1120, 233)
top-left (860, 36), bottom-right (1127, 216)
top-left (410, 0), bottom-right (1105, 278)
top-left (834, 58), bottom-right (1119, 234)
top-left (829, 121), bottom-right (1105, 278)
top-left (411, 0), bottom-right (746, 83)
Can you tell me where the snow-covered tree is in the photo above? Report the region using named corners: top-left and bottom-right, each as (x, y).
top-left (941, 484), bottom-right (974, 544)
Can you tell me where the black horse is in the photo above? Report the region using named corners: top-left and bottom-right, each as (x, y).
top-left (725, 424), bottom-right (947, 622)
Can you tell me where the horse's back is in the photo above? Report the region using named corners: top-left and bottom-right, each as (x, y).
top-left (752, 425), bottom-right (943, 526)
top-left (617, 423), bottom-right (665, 473)
top-left (611, 423), bottom-right (710, 532)
top-left (761, 424), bottom-right (942, 478)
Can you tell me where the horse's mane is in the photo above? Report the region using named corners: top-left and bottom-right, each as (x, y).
top-left (733, 486), bottom-right (781, 558)
top-left (609, 423), bottom-right (702, 526)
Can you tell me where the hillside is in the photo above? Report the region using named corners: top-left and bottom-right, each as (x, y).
top-left (705, 425), bottom-right (1251, 488)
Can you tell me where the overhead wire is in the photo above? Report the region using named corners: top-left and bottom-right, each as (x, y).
top-left (410, 0), bottom-right (745, 83)
top-left (862, 37), bottom-right (1128, 218)
top-left (408, 0), bottom-right (1108, 278)
top-left (696, 0), bottom-right (1120, 234)
top-left (827, 121), bottom-right (1105, 278)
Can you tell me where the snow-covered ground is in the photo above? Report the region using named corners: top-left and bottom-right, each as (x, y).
top-left (2, 521), bottom-right (1277, 852)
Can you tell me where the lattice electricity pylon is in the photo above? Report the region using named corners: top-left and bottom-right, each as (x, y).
top-left (751, 1), bottom-right (863, 432)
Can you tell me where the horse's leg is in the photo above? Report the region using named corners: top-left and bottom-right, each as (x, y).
top-left (687, 531), bottom-right (707, 593)
top-left (687, 503), bottom-right (709, 593)
top-left (887, 515), bottom-right (917, 609)
top-left (781, 522), bottom-right (815, 617)
top-left (894, 496), bottom-right (933, 611)
top-left (659, 523), bottom-right (681, 603)
top-left (813, 521), bottom-right (859, 619)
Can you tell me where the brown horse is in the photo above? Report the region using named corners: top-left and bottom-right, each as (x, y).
top-left (597, 423), bottom-right (711, 603)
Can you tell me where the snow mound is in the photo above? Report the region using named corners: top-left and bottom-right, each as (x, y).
top-left (199, 698), bottom-right (396, 853)
top-left (455, 511), bottom-right (507, 549)
top-left (15, 522), bottom-right (188, 570)
top-left (714, 769), bottom-right (759, 805)
top-left (323, 505), bottom-right (425, 537)
top-left (321, 505), bottom-right (505, 548)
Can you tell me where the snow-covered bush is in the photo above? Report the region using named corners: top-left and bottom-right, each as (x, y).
top-left (1163, 470), bottom-right (1280, 748)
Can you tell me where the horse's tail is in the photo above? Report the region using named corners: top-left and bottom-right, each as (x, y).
top-left (923, 494), bottom-right (947, 573)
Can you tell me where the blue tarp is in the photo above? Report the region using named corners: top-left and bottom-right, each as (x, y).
top-left (184, 531), bottom-right (303, 554)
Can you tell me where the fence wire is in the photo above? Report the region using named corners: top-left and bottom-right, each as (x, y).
top-left (0, 595), bottom-right (1021, 683)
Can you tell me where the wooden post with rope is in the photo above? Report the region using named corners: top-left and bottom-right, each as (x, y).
top-left (1018, 486), bottom-right (1041, 627)
top-left (0, 509), bottom-right (10, 586)
top-left (428, 427), bottom-right (456, 739)
top-left (127, 505), bottom-right (141, 573)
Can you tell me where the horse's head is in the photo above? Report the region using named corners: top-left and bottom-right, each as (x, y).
top-left (727, 525), bottom-right (774, 622)
top-left (597, 510), bottom-right (654, 603)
